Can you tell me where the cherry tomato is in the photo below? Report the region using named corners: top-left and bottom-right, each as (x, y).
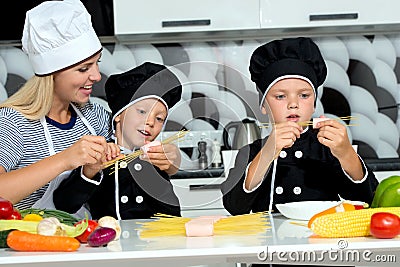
top-left (0, 197), bottom-right (14, 219)
top-left (7, 209), bottom-right (22, 220)
top-left (370, 212), bottom-right (400, 239)
top-left (74, 219), bottom-right (99, 243)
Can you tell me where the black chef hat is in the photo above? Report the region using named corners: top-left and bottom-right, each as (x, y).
top-left (105, 62), bottom-right (182, 126)
top-left (249, 37), bottom-right (327, 108)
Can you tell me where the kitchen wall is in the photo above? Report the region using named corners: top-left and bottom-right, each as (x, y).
top-left (1, 34), bottom-right (399, 171)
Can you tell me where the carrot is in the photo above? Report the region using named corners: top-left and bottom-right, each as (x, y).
top-left (308, 203), bottom-right (355, 228)
top-left (7, 230), bottom-right (80, 252)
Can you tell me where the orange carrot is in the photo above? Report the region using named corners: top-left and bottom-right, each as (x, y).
top-left (308, 203), bottom-right (355, 228)
top-left (7, 230), bottom-right (80, 252)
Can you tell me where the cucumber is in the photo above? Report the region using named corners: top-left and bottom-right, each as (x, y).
top-left (0, 229), bottom-right (14, 248)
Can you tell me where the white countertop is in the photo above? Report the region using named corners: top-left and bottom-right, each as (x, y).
top-left (1, 214), bottom-right (400, 266)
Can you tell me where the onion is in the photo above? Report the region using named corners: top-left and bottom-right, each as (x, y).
top-left (87, 227), bottom-right (116, 247)
top-left (98, 216), bottom-right (121, 240)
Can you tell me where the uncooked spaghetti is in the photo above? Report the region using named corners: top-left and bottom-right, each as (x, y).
top-left (103, 130), bottom-right (189, 174)
top-left (137, 212), bottom-right (270, 238)
top-left (260, 116), bottom-right (358, 128)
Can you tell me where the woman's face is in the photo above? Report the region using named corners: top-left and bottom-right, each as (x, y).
top-left (52, 52), bottom-right (102, 105)
top-left (262, 78), bottom-right (315, 124)
top-left (117, 98), bottom-right (167, 149)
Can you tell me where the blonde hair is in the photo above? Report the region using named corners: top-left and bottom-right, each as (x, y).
top-left (0, 75), bottom-right (54, 120)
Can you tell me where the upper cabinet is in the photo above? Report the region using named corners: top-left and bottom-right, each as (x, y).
top-left (260, 0), bottom-right (400, 28)
top-left (113, 0), bottom-right (400, 43)
top-left (114, 0), bottom-right (260, 36)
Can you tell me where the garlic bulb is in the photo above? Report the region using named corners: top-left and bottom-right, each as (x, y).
top-left (37, 217), bottom-right (66, 236)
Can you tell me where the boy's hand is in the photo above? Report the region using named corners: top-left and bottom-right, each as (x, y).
top-left (141, 142), bottom-right (181, 175)
top-left (270, 121), bottom-right (302, 156)
top-left (314, 117), bottom-right (354, 159)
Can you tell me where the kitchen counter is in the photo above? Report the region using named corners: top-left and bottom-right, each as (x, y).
top-left (1, 214), bottom-right (400, 267)
top-left (171, 167), bottom-right (225, 179)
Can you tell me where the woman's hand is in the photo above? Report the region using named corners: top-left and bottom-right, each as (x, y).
top-left (59, 136), bottom-right (120, 178)
top-left (82, 142), bottom-right (121, 179)
top-left (141, 142), bottom-right (181, 175)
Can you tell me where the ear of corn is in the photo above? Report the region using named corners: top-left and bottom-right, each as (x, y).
top-left (310, 207), bottom-right (400, 238)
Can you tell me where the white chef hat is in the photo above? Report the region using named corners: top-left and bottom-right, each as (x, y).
top-left (21, 0), bottom-right (102, 76)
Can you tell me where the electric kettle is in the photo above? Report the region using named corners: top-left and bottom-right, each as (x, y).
top-left (222, 118), bottom-right (261, 150)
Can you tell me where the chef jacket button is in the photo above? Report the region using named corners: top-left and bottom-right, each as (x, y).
top-left (279, 151), bottom-right (287, 158)
top-left (294, 151), bottom-right (303, 158)
top-left (275, 186), bottom-right (283, 194)
top-left (134, 163), bottom-right (142, 171)
top-left (121, 195), bottom-right (128, 203)
top-left (293, 186), bottom-right (302, 195)
top-left (136, 195), bottom-right (144, 203)
top-left (122, 231), bottom-right (130, 239)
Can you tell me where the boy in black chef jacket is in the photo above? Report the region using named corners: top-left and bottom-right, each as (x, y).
top-left (221, 37), bottom-right (379, 216)
top-left (54, 62), bottom-right (182, 219)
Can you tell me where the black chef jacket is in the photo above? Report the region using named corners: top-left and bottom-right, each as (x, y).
top-left (54, 157), bottom-right (181, 219)
top-left (221, 127), bottom-right (378, 215)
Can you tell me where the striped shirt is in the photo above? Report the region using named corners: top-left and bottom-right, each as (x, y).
top-left (0, 102), bottom-right (112, 209)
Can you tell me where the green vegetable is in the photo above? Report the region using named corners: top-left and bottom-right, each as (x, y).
top-left (19, 208), bottom-right (79, 226)
top-left (0, 229), bottom-right (14, 248)
top-left (0, 220), bottom-right (39, 233)
top-left (64, 215), bottom-right (88, 237)
top-left (0, 215), bottom-right (88, 238)
top-left (371, 175), bottom-right (400, 208)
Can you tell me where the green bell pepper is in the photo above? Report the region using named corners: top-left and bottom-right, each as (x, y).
top-left (371, 175), bottom-right (400, 208)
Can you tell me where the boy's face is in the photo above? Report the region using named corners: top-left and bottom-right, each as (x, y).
top-left (262, 78), bottom-right (315, 125)
top-left (117, 98), bottom-right (167, 149)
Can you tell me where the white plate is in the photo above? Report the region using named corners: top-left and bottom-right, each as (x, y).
top-left (275, 201), bottom-right (342, 221)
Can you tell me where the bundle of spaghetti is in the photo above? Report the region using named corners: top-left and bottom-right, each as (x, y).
top-left (137, 212), bottom-right (270, 238)
top-left (103, 130), bottom-right (189, 172)
top-left (213, 212), bottom-right (270, 235)
top-left (137, 213), bottom-right (191, 238)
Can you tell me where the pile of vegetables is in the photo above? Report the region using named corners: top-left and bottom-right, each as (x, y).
top-left (0, 196), bottom-right (121, 251)
top-left (308, 175), bottom-right (400, 239)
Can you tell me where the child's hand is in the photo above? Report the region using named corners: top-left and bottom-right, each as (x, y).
top-left (140, 142), bottom-right (181, 175)
top-left (105, 142), bottom-right (121, 161)
top-left (270, 121), bottom-right (303, 153)
top-left (315, 117), bottom-right (354, 159)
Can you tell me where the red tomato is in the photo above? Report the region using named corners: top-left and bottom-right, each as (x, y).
top-left (370, 212), bottom-right (400, 239)
top-left (74, 219), bottom-right (99, 243)
top-left (7, 209), bottom-right (22, 220)
top-left (0, 197), bottom-right (14, 219)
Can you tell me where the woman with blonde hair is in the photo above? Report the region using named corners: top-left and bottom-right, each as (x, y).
top-left (0, 0), bottom-right (119, 211)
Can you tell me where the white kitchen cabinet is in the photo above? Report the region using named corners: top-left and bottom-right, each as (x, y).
top-left (260, 0), bottom-right (400, 29)
top-left (113, 0), bottom-right (260, 35)
top-left (171, 177), bottom-right (229, 217)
